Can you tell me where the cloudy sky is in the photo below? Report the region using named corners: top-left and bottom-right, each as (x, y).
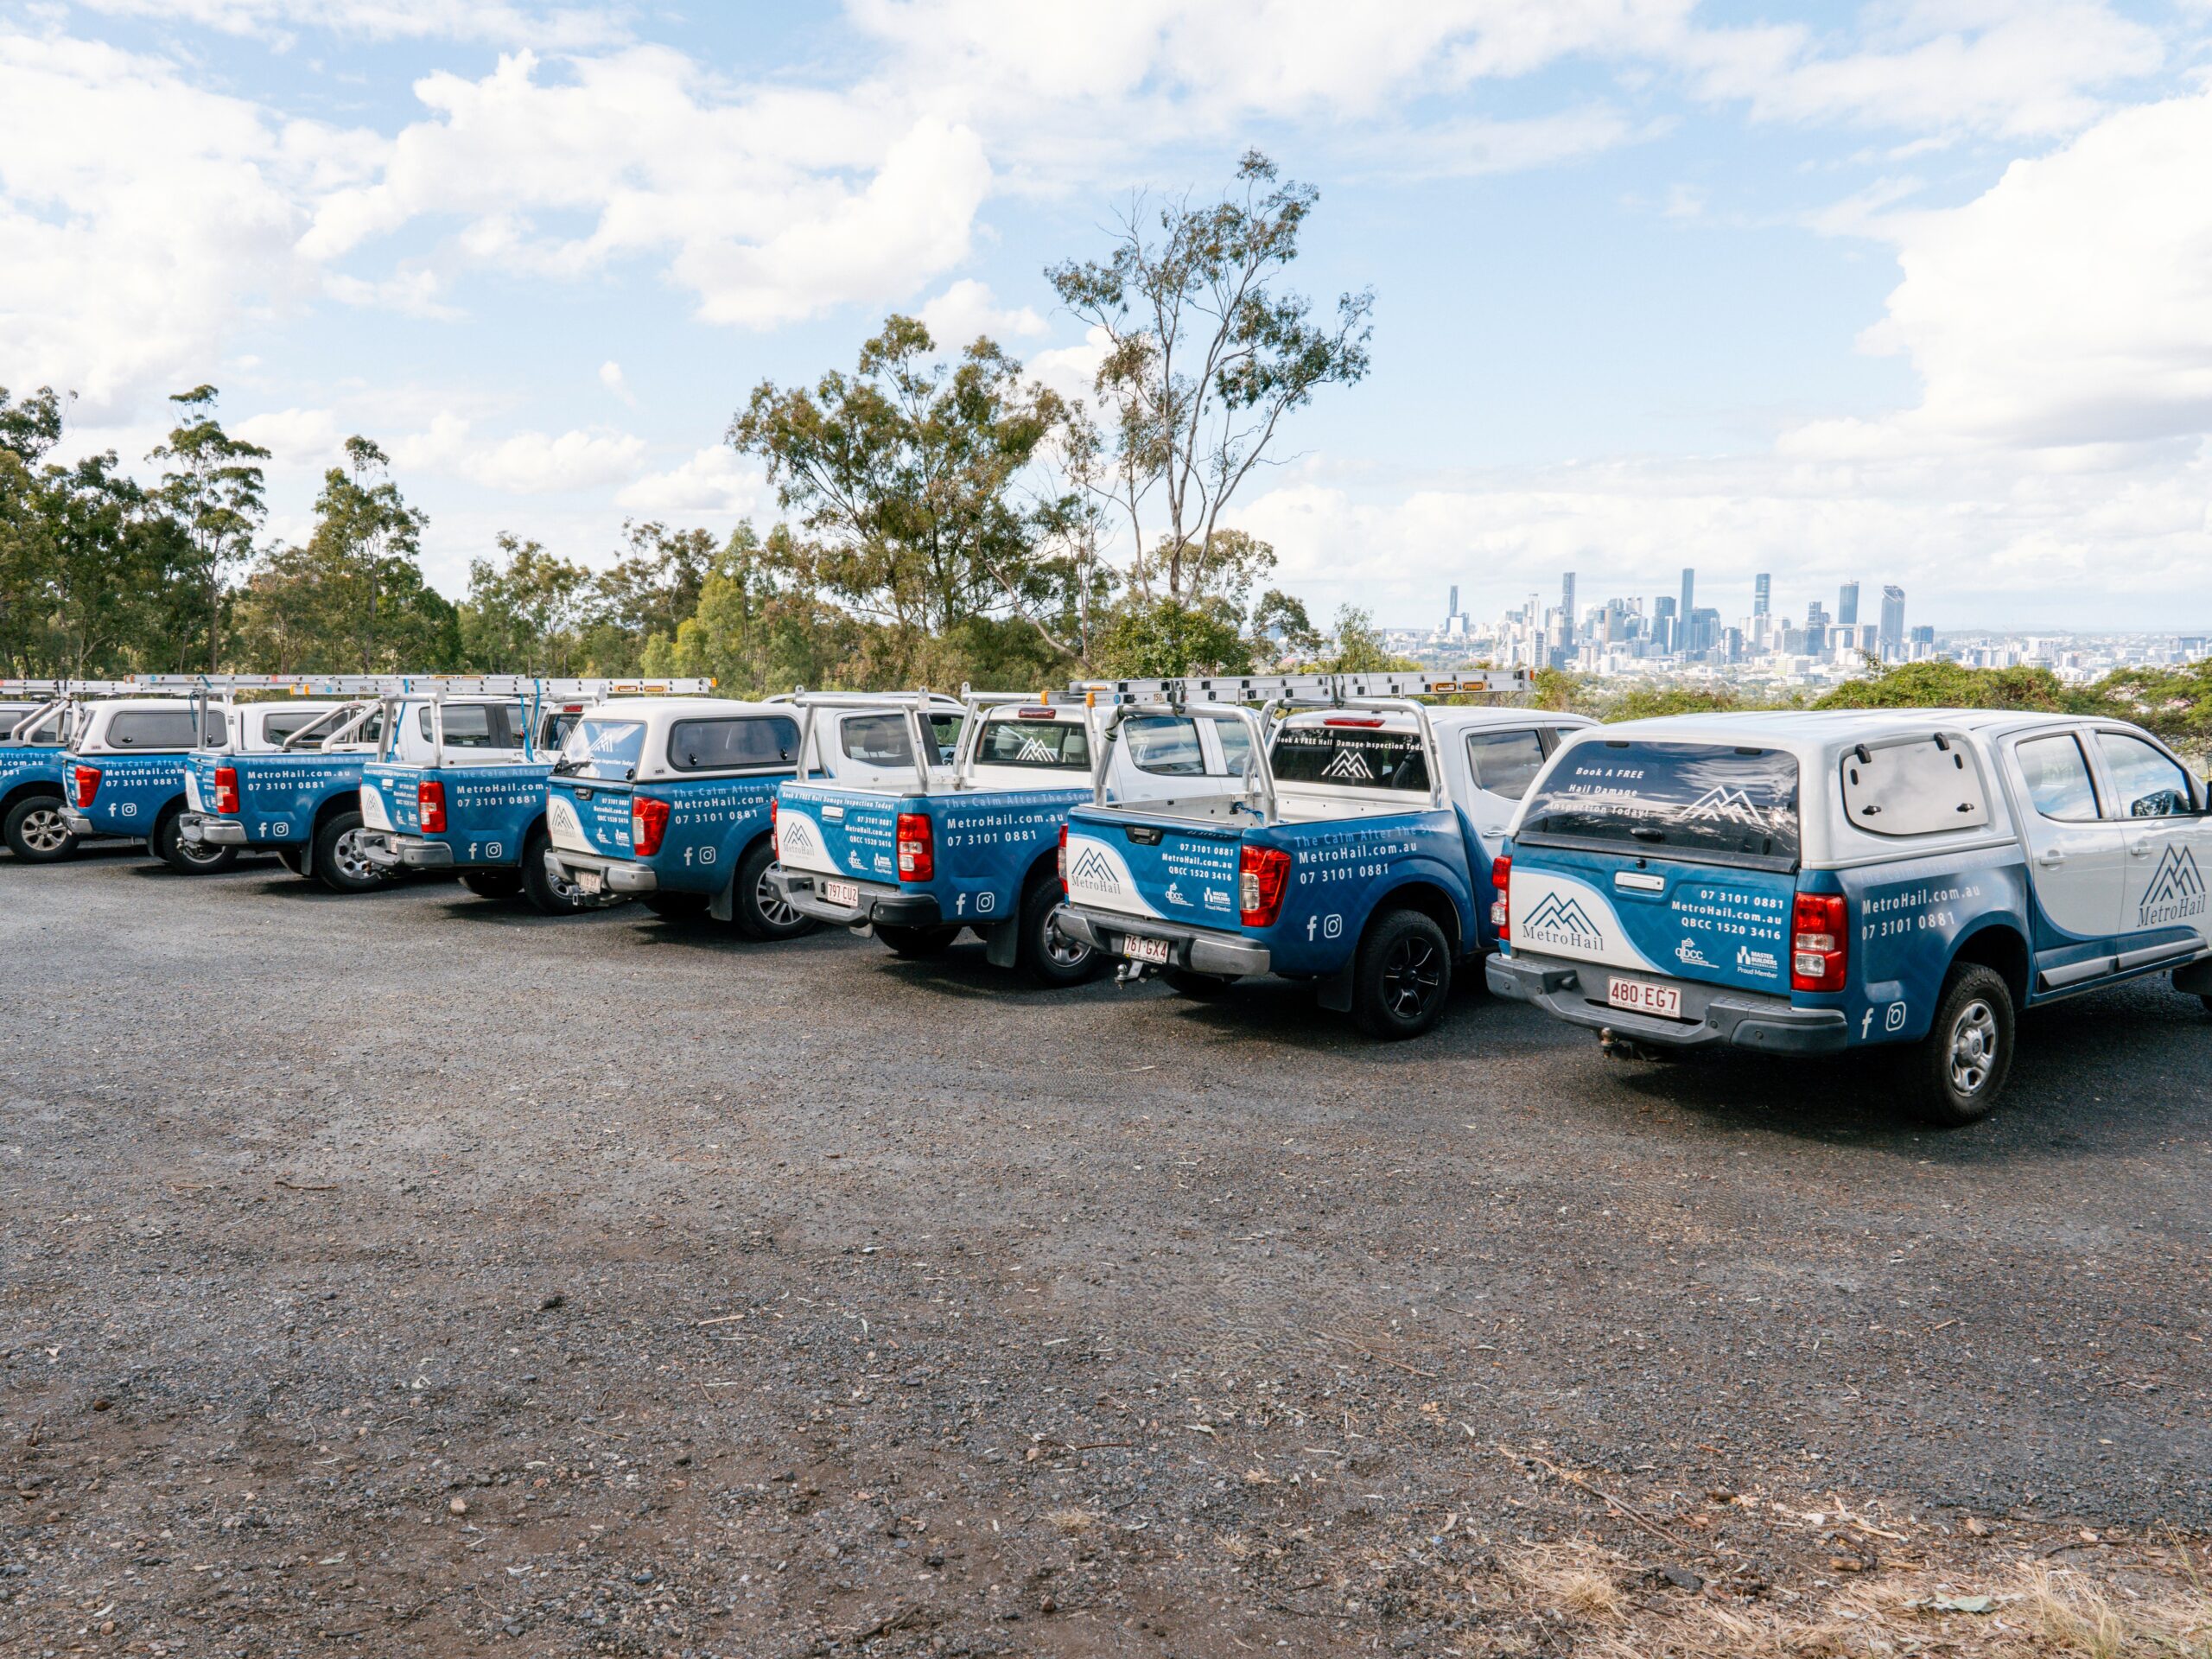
top-left (3, 1), bottom-right (2209, 632)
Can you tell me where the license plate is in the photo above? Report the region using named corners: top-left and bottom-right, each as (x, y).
top-left (823, 879), bottom-right (859, 908)
top-left (1608, 976), bottom-right (1681, 1019)
top-left (1122, 934), bottom-right (1172, 965)
top-left (576, 868), bottom-right (604, 895)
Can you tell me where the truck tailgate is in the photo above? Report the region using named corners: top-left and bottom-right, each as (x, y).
top-left (1510, 844), bottom-right (1798, 996)
top-left (775, 783), bottom-right (904, 882)
top-left (547, 779), bottom-right (633, 857)
top-left (1064, 807), bottom-right (1243, 925)
top-left (361, 763), bottom-right (420, 834)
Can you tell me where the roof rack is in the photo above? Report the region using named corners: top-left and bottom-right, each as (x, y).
top-left (0, 679), bottom-right (147, 696)
top-left (129, 674), bottom-right (716, 696)
top-left (1069, 668), bottom-right (1528, 706)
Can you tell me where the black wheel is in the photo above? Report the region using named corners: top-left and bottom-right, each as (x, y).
top-left (155, 810), bottom-right (236, 874)
top-left (733, 838), bottom-right (817, 942)
top-left (273, 845), bottom-right (308, 876)
top-left (1351, 908), bottom-right (1452, 1039)
top-left (520, 829), bottom-right (590, 916)
top-left (461, 868), bottom-right (524, 900)
top-left (313, 810), bottom-right (390, 894)
top-left (1908, 963), bottom-right (2015, 1127)
top-left (876, 923), bottom-right (957, 958)
top-left (3, 794), bottom-right (77, 862)
top-left (643, 893), bottom-right (709, 921)
top-left (1160, 967), bottom-right (1234, 998)
top-left (1017, 880), bottom-right (1097, 987)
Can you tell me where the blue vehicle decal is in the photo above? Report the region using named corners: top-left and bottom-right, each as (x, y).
top-left (363, 760), bottom-right (551, 866)
top-left (65, 750), bottom-right (194, 836)
top-left (779, 782), bottom-right (1087, 920)
top-left (1, 744), bottom-right (69, 807)
top-left (549, 772), bottom-right (785, 894)
top-left (187, 751), bottom-right (367, 844)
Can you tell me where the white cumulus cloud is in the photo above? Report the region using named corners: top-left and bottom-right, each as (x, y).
top-left (614, 447), bottom-right (765, 516)
top-left (391, 413), bottom-right (646, 493)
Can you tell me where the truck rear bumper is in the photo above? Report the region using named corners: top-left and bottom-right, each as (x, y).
top-left (1485, 951), bottom-right (1849, 1054)
top-left (360, 831), bottom-right (454, 870)
top-left (545, 849), bottom-right (658, 893)
top-left (767, 866), bottom-right (942, 928)
top-left (1055, 905), bottom-right (1270, 978)
top-left (179, 813), bottom-right (248, 847)
top-left (60, 810), bottom-right (98, 836)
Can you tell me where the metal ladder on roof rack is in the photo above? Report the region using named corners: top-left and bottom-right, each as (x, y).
top-left (1067, 668), bottom-right (1529, 706)
top-left (127, 674), bottom-right (717, 697)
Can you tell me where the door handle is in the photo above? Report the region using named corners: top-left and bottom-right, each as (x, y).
top-left (2035, 849), bottom-right (2065, 868)
top-left (2128, 839), bottom-right (2153, 858)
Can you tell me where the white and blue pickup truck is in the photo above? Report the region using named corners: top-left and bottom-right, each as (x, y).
top-left (60, 696), bottom-right (259, 873)
top-left (765, 691), bottom-right (1262, 985)
top-left (178, 699), bottom-right (392, 890)
top-left (2, 683), bottom-right (114, 862)
top-left (1052, 671), bottom-right (1560, 1033)
top-left (539, 695), bottom-right (932, 938)
top-left (1484, 709), bottom-right (2212, 1123)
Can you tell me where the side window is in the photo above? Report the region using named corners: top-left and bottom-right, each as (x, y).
top-left (2014, 734), bottom-right (2101, 823)
top-left (841, 714), bottom-right (917, 768)
top-left (1215, 717), bottom-right (1254, 778)
top-left (260, 709), bottom-right (323, 745)
top-left (2095, 732), bottom-right (2194, 818)
top-left (422, 703), bottom-right (502, 749)
top-left (1123, 715), bottom-right (1206, 776)
top-left (1839, 735), bottom-right (1990, 836)
top-left (927, 714), bottom-right (963, 763)
top-left (668, 715), bottom-right (800, 772)
top-left (108, 709), bottom-right (206, 748)
top-left (1465, 728), bottom-right (1548, 801)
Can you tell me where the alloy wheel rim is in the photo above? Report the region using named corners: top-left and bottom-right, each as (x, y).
top-left (1948, 999), bottom-right (1997, 1095)
top-left (179, 831), bottom-right (228, 866)
top-left (332, 829), bottom-right (374, 882)
top-left (21, 807), bottom-right (68, 854)
top-left (756, 871), bottom-right (803, 929)
top-left (1046, 920), bottom-right (1090, 968)
top-left (1382, 934), bottom-right (1445, 1020)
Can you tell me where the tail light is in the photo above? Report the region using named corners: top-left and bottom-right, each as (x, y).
top-left (73, 765), bottom-right (99, 807)
top-left (1058, 823), bottom-right (1068, 894)
top-left (213, 766), bottom-right (239, 816)
top-left (1791, 892), bottom-right (1848, 992)
top-left (897, 812), bottom-right (934, 881)
top-left (417, 779), bottom-right (447, 834)
top-left (1491, 854), bottom-right (1510, 940)
top-left (1238, 843), bottom-right (1291, 928)
top-left (632, 795), bottom-right (671, 858)
top-left (770, 796), bottom-right (779, 848)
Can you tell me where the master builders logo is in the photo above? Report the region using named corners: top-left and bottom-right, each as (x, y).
top-left (1518, 890), bottom-right (1604, 953)
top-left (2139, 844), bottom-right (2206, 927)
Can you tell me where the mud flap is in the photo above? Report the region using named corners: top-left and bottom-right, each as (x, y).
top-left (2174, 957), bottom-right (2212, 995)
top-left (297, 838), bottom-right (315, 877)
top-left (983, 919), bottom-right (1019, 969)
top-left (709, 877), bottom-right (734, 923)
top-left (1316, 957), bottom-right (1355, 1014)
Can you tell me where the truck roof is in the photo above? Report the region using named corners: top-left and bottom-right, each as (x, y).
top-left (1573, 707), bottom-right (2142, 766)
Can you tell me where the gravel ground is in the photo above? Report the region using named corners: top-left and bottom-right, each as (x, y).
top-left (3, 846), bottom-right (2209, 1656)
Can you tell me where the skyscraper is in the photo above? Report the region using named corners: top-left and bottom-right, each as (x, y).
top-left (1753, 573), bottom-right (1771, 617)
top-left (1560, 572), bottom-right (1577, 640)
top-left (1837, 581), bottom-right (1859, 626)
top-left (1680, 568), bottom-right (1694, 639)
top-left (1880, 585), bottom-right (1906, 657)
top-left (1654, 594), bottom-right (1678, 654)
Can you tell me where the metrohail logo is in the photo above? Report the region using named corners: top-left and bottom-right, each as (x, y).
top-left (2139, 844), bottom-right (2207, 927)
top-left (1320, 747), bottom-right (1374, 781)
top-left (1677, 785), bottom-right (1764, 827)
top-left (1518, 890), bottom-right (1604, 952)
top-left (1067, 844), bottom-right (1120, 893)
top-left (780, 815), bottom-right (816, 855)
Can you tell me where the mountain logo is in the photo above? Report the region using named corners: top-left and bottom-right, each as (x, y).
top-left (779, 816), bottom-right (816, 855)
top-left (1519, 890), bottom-right (1604, 951)
top-left (1320, 747), bottom-right (1375, 782)
top-left (1067, 844), bottom-right (1120, 893)
top-left (2139, 844), bottom-right (2207, 926)
top-left (1678, 785), bottom-right (1766, 826)
top-left (1014, 734), bottom-right (1058, 763)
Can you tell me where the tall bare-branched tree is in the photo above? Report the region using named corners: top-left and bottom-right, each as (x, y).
top-left (149, 386), bottom-right (269, 671)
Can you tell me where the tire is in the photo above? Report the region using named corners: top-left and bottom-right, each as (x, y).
top-left (3, 793), bottom-right (77, 862)
top-left (643, 893), bottom-right (709, 921)
top-left (461, 868), bottom-right (524, 900)
top-left (733, 839), bottom-right (817, 942)
top-left (520, 829), bottom-right (590, 916)
top-left (1351, 908), bottom-right (1452, 1039)
top-left (273, 845), bottom-right (308, 877)
top-left (876, 923), bottom-right (958, 958)
top-left (1907, 963), bottom-right (2015, 1127)
top-left (1017, 879), bottom-right (1098, 987)
top-left (1160, 967), bottom-right (1234, 998)
top-left (155, 810), bottom-right (237, 874)
top-left (313, 810), bottom-right (389, 894)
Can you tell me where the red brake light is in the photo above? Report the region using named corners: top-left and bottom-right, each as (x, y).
top-left (1238, 843), bottom-right (1292, 928)
top-left (897, 812), bottom-right (934, 881)
top-left (632, 795), bottom-right (671, 858)
top-left (1058, 823), bottom-right (1068, 893)
top-left (1323, 715), bottom-right (1385, 728)
top-left (770, 796), bottom-right (779, 846)
top-left (1015, 707), bottom-right (1056, 719)
top-left (73, 765), bottom-right (99, 807)
top-left (213, 766), bottom-right (239, 816)
top-left (417, 778), bottom-right (447, 834)
top-left (1790, 892), bottom-right (1848, 993)
top-left (1491, 854), bottom-right (1511, 941)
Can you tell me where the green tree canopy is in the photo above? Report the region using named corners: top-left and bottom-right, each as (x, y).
top-left (149, 386), bottom-right (268, 673)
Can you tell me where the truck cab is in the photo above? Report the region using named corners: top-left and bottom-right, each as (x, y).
top-left (359, 694), bottom-right (610, 913)
top-left (542, 696), bottom-right (814, 938)
top-left (179, 700), bottom-right (391, 891)
top-left (767, 691), bottom-right (1227, 984)
top-left (60, 697), bottom-right (244, 873)
top-left (2, 694), bottom-right (87, 861)
top-left (1485, 709), bottom-right (2212, 1123)
top-left (1056, 680), bottom-right (1581, 1033)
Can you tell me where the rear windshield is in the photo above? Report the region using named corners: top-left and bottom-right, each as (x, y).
top-left (1521, 740), bottom-right (1801, 868)
top-left (559, 717), bottom-right (647, 780)
top-left (668, 715), bottom-right (799, 773)
top-left (108, 708), bottom-right (222, 749)
top-left (261, 708), bottom-right (330, 744)
top-left (419, 703), bottom-right (524, 749)
top-left (839, 712), bottom-right (962, 770)
top-left (1270, 722), bottom-right (1430, 794)
top-left (975, 715), bottom-right (1091, 771)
